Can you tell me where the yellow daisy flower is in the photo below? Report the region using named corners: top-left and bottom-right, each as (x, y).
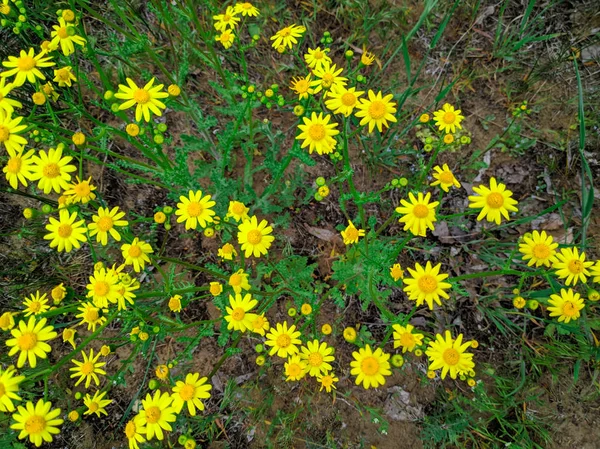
top-left (30, 146), bottom-right (77, 194)
top-left (228, 269), bottom-right (251, 294)
top-left (350, 345), bottom-right (391, 389)
top-left (0, 367), bottom-right (25, 412)
top-left (395, 192), bottom-right (439, 237)
top-left (168, 295), bottom-right (182, 312)
top-left (121, 237), bottom-right (153, 272)
top-left (6, 316), bottom-right (57, 368)
top-left (0, 113), bottom-right (27, 153)
top-left (53, 66), bottom-right (77, 87)
top-left (88, 206), bottom-right (129, 246)
top-left (49, 18), bottom-right (86, 56)
top-left (390, 263), bottom-right (404, 281)
top-left (44, 209), bottom-right (87, 253)
top-left (300, 340), bottom-right (335, 377)
top-left (62, 328), bottom-right (76, 349)
top-left (51, 283), bottom-right (67, 303)
top-left (125, 415), bottom-right (146, 449)
top-left (69, 348), bottom-right (107, 388)
top-left (310, 61), bottom-right (347, 93)
top-left (304, 47), bottom-right (331, 69)
top-left (355, 89), bottom-right (397, 133)
top-left (23, 291), bottom-right (50, 317)
top-left (250, 314), bottom-right (270, 336)
top-left (468, 177), bottom-right (519, 225)
top-left (325, 85), bottom-right (364, 117)
top-left (433, 103), bottom-right (464, 134)
top-left (426, 331), bottom-right (475, 379)
top-left (296, 111), bottom-right (339, 155)
top-left (403, 261), bottom-right (451, 309)
top-left (1, 48), bottom-right (55, 87)
top-left (317, 372), bottom-right (339, 392)
top-left (86, 267), bottom-right (120, 308)
top-left (213, 6), bottom-right (240, 31)
top-left (0, 77), bottom-right (23, 116)
top-left (392, 324), bottom-right (424, 353)
top-left (552, 247), bottom-right (593, 286)
top-left (63, 176), bottom-right (96, 204)
top-left (285, 355), bottom-right (308, 381)
top-left (548, 288), bottom-right (585, 324)
top-left (224, 293), bottom-right (258, 332)
top-left (83, 390), bottom-right (112, 417)
top-left (138, 391), bottom-right (178, 441)
top-left (0, 311), bottom-right (15, 331)
top-left (215, 29), bottom-right (235, 49)
top-left (234, 2), bottom-right (260, 16)
top-left (218, 243), bottom-right (237, 260)
top-left (227, 200), bottom-right (249, 222)
top-left (76, 302), bottom-right (107, 332)
top-left (518, 230), bottom-right (558, 267)
top-left (115, 77), bottom-right (169, 122)
top-left (10, 399), bottom-right (64, 447)
top-left (176, 190), bottom-right (216, 230)
top-left (115, 277), bottom-right (138, 311)
top-left (430, 164), bottom-right (461, 192)
top-left (341, 220), bottom-right (365, 245)
top-left (360, 47), bottom-right (376, 66)
top-left (3, 147), bottom-right (35, 189)
top-left (270, 24), bottom-right (306, 50)
top-left (237, 215), bottom-right (275, 258)
top-left (171, 373), bottom-right (212, 416)
top-left (289, 74), bottom-right (313, 100)
top-left (265, 321), bottom-right (302, 358)
top-left (210, 281), bottom-right (224, 296)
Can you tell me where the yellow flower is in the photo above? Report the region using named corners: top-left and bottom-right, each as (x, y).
top-left (350, 345), bottom-right (391, 389)
top-left (468, 177), bottom-right (519, 225)
top-left (237, 215), bottom-right (275, 258)
top-left (296, 111), bottom-right (339, 155)
top-left (0, 77), bottom-right (23, 116)
top-left (317, 372), bottom-right (339, 392)
top-left (121, 237), bottom-right (153, 272)
top-left (88, 206), bottom-right (129, 246)
top-left (426, 331), bottom-right (475, 380)
top-left (0, 113), bottom-right (27, 153)
top-left (1, 48), bottom-right (55, 87)
top-left (23, 291), bottom-right (50, 316)
top-left (154, 211), bottom-right (167, 224)
top-left (250, 314), bottom-right (270, 336)
top-left (210, 281), bottom-right (224, 296)
top-left (341, 220), bottom-right (366, 245)
top-left (224, 293), bottom-right (258, 332)
top-left (548, 289), bottom-right (585, 323)
top-left (433, 103), bottom-right (464, 134)
top-left (270, 24), bottom-right (306, 50)
top-left (0, 311), bottom-right (15, 331)
top-left (124, 415), bottom-right (146, 449)
top-left (390, 263), bottom-right (404, 282)
top-left (300, 340), bottom-right (335, 377)
top-left (234, 2), bottom-right (260, 16)
top-left (42, 82), bottom-right (59, 101)
top-left (3, 147), bottom-right (35, 189)
top-left (289, 74), bottom-right (313, 100)
top-left (227, 200), bottom-right (249, 222)
top-left (62, 328), bottom-right (76, 349)
top-left (62, 9), bottom-right (76, 22)
top-left (76, 302), bottom-right (107, 332)
top-left (100, 345), bottom-right (111, 356)
top-left (171, 373), bottom-right (212, 416)
top-left (138, 391), bottom-right (178, 441)
top-left (6, 316), bottom-right (57, 368)
top-left (265, 321), bottom-right (302, 358)
top-left (354, 90), bottom-right (397, 133)
top-left (86, 267), bottom-right (120, 308)
top-left (10, 399), bottom-right (64, 447)
top-left (83, 390), bottom-right (112, 417)
top-left (126, 123), bottom-right (140, 136)
top-left (69, 348), bottom-right (107, 388)
top-left (325, 85), bottom-right (364, 117)
top-left (30, 146), bottom-right (77, 194)
top-left (53, 66), bottom-right (77, 87)
top-left (285, 355), bottom-right (308, 381)
top-left (176, 190), bottom-right (216, 230)
top-left (419, 113), bottom-right (430, 123)
top-left (310, 61), bottom-right (347, 93)
top-left (0, 367), bottom-right (25, 412)
top-left (360, 47), bottom-right (376, 66)
top-left (395, 192), bottom-right (439, 237)
top-left (392, 324), bottom-right (424, 353)
top-left (552, 247), bottom-right (593, 286)
top-left (44, 209), bottom-right (87, 253)
top-left (518, 230), bottom-right (558, 267)
top-left (168, 295), bottom-right (182, 312)
top-left (49, 18), bottom-right (86, 56)
top-left (213, 6), bottom-right (240, 31)
top-left (321, 323), bottom-right (332, 335)
top-left (300, 303), bottom-right (312, 315)
top-left (167, 84), bottom-right (181, 96)
top-left (430, 164), bottom-right (461, 192)
top-left (218, 243), bottom-right (237, 260)
top-left (592, 261), bottom-right (600, 284)
top-left (343, 327), bottom-right (357, 343)
top-left (114, 77), bottom-right (169, 122)
top-left (228, 269), bottom-right (251, 294)
top-left (304, 47), bottom-right (331, 69)
top-left (403, 261), bottom-right (451, 309)
top-left (513, 296), bottom-right (526, 309)
top-left (155, 364), bottom-right (169, 380)
top-left (443, 134), bottom-right (454, 144)
top-left (63, 176), bottom-right (96, 204)
top-left (215, 29), bottom-right (235, 49)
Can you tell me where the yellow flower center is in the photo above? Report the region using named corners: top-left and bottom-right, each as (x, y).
top-left (42, 163), bottom-right (60, 178)
top-left (29, 301), bottom-right (42, 312)
top-left (145, 406), bottom-right (161, 423)
top-left (231, 307), bottom-right (245, 321)
top-left (97, 216), bottom-right (113, 232)
top-left (412, 204), bottom-right (429, 219)
top-left (294, 79), bottom-right (308, 93)
top-left (321, 375), bottom-right (333, 387)
top-left (288, 363), bottom-right (301, 377)
top-left (178, 383), bottom-right (195, 401)
top-left (341, 92), bottom-right (356, 107)
top-left (125, 421), bottom-right (137, 438)
top-left (88, 402), bottom-right (99, 413)
top-left (400, 333), bottom-right (415, 347)
top-left (321, 73), bottom-right (334, 88)
top-left (85, 308), bottom-right (99, 321)
top-left (223, 14), bottom-right (231, 22)
top-left (360, 356), bottom-right (380, 376)
top-left (56, 69), bottom-right (70, 81)
top-left (58, 27), bottom-right (69, 39)
top-left (368, 101), bottom-right (386, 119)
top-left (133, 89), bottom-right (151, 104)
top-left (128, 245), bottom-right (142, 258)
top-left (57, 224), bottom-right (73, 238)
top-left (74, 182), bottom-right (90, 197)
top-left (443, 348), bottom-right (460, 365)
top-left (308, 352), bottom-right (323, 367)
top-left (94, 281), bottom-right (109, 297)
top-left (562, 301), bottom-right (578, 317)
top-left (532, 243), bottom-right (550, 259)
top-left (308, 123), bottom-right (326, 141)
top-left (417, 275), bottom-right (438, 294)
top-left (241, 3), bottom-right (252, 9)
top-left (6, 157), bottom-right (21, 174)
top-left (314, 50), bottom-right (324, 59)
top-left (345, 227), bottom-right (359, 241)
top-left (442, 111), bottom-right (456, 124)
top-left (17, 56), bottom-right (36, 71)
top-left (80, 361), bottom-right (94, 375)
top-left (439, 171), bottom-right (454, 184)
top-left (486, 192), bottom-right (504, 209)
top-left (24, 415), bottom-right (46, 434)
top-left (231, 202), bottom-right (245, 215)
top-left (0, 125), bottom-right (9, 142)
top-left (187, 201), bottom-right (204, 217)
top-left (278, 27), bottom-right (291, 37)
top-left (18, 332), bottom-right (37, 350)
top-left (276, 333), bottom-right (291, 348)
top-left (246, 229), bottom-right (263, 245)
top-left (568, 259), bottom-right (584, 274)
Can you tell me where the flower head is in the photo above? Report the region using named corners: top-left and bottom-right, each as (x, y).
top-left (395, 192), bottom-right (439, 237)
top-left (250, 314), bottom-right (270, 336)
top-left (30, 146), bottom-right (77, 194)
top-left (86, 266), bottom-right (120, 308)
top-left (88, 206), bottom-right (129, 246)
top-left (176, 190), bottom-right (216, 230)
top-left (270, 24), bottom-right (306, 50)
top-left (168, 295), bottom-right (182, 312)
top-left (548, 288), bottom-right (585, 323)
top-left (224, 293), bottom-right (258, 332)
top-left (0, 367), bottom-right (25, 412)
top-left (234, 2), bottom-right (260, 17)
top-left (63, 176), bottom-right (96, 204)
top-left (403, 261), bottom-right (451, 309)
top-left (121, 237), bottom-right (153, 272)
top-left (49, 18), bottom-right (86, 55)
top-left (518, 230), bottom-right (558, 267)
top-left (265, 322), bottom-right (302, 358)
top-left (390, 263), bottom-right (404, 282)
top-left (355, 90), bottom-right (397, 133)
top-left (325, 85), bottom-right (364, 117)
top-left (341, 220), bottom-right (365, 245)
top-left (317, 372), bottom-right (339, 392)
top-left (392, 324), bottom-right (424, 353)
top-left (552, 247), bottom-right (593, 286)
top-left (468, 177), bottom-right (518, 225)
top-left (433, 103), bottom-right (464, 134)
top-left (228, 269), bottom-right (251, 294)
top-left (350, 345), bottom-right (391, 389)
top-left (213, 6), bottom-right (240, 31)
top-left (1, 48), bottom-right (55, 87)
top-left (215, 29), bottom-right (235, 49)
top-left (0, 113), bottom-right (27, 153)
top-left (10, 399), bottom-right (64, 447)
top-left (304, 47), bottom-right (331, 69)
top-left (430, 164), bottom-right (461, 192)
top-left (23, 291), bottom-right (50, 317)
top-left (6, 316), bottom-right (57, 368)
top-left (300, 340), bottom-right (335, 377)
top-left (285, 355), bottom-right (308, 381)
top-left (76, 302), bottom-right (107, 332)
top-left (426, 331), bottom-right (475, 379)
top-left (124, 415), bottom-right (146, 449)
top-left (227, 200), bottom-right (249, 222)
top-left (171, 373), bottom-right (212, 416)
top-left (3, 147), bottom-right (34, 189)
top-left (69, 348), bottom-right (107, 388)
top-left (138, 391), bottom-right (178, 441)
top-left (310, 61), bottom-right (347, 93)
top-left (114, 77), bottom-right (169, 122)
top-left (218, 243), bottom-right (237, 260)
top-left (296, 112), bottom-right (339, 155)
top-left (53, 66), bottom-right (77, 87)
top-left (83, 390), bottom-right (112, 417)
top-left (289, 74), bottom-right (313, 100)
top-left (237, 215), bottom-right (275, 258)
top-left (0, 77), bottom-right (23, 116)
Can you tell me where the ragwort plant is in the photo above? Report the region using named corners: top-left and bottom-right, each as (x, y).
top-left (0, 0), bottom-right (597, 448)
